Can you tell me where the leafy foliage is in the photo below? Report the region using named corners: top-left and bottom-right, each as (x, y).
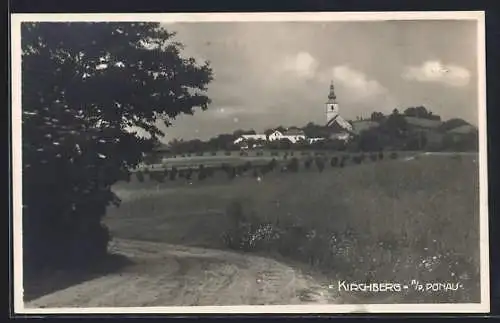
top-left (21, 22), bottom-right (213, 273)
top-left (403, 106), bottom-right (441, 120)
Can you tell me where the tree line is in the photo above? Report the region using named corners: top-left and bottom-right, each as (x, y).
top-left (156, 106), bottom-right (476, 158)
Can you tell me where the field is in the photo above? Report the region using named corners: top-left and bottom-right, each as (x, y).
top-left (26, 152), bottom-right (481, 307)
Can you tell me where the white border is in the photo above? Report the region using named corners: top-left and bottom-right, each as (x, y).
top-left (11, 11), bottom-right (489, 314)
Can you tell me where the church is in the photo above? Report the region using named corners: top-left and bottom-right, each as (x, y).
top-left (324, 81), bottom-right (354, 141)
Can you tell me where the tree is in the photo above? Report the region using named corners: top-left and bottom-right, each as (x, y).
top-left (438, 118), bottom-right (470, 133)
top-left (21, 22), bottom-right (213, 275)
top-left (381, 110), bottom-right (409, 141)
top-left (264, 128), bottom-right (275, 136)
top-left (233, 129), bottom-right (256, 138)
top-left (370, 111), bottom-right (385, 122)
top-left (275, 126), bottom-right (287, 133)
top-left (403, 106), bottom-right (441, 121)
top-left (357, 128), bottom-right (383, 151)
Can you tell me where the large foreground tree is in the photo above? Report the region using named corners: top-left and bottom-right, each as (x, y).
top-left (21, 22), bottom-right (213, 274)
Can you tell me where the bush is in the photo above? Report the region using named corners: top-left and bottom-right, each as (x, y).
top-left (390, 152), bottom-right (398, 159)
top-left (196, 151), bottom-right (204, 157)
top-left (353, 156), bottom-right (362, 164)
top-left (236, 165), bottom-right (245, 176)
top-left (340, 155), bottom-right (348, 168)
top-left (222, 200), bottom-right (281, 252)
top-left (304, 158), bottom-right (312, 169)
top-left (154, 171), bottom-right (165, 183)
top-left (288, 157), bottom-right (299, 172)
top-left (243, 161), bottom-right (252, 172)
top-left (256, 151), bottom-right (264, 156)
top-left (185, 168), bottom-right (193, 180)
top-left (206, 167), bottom-right (215, 178)
top-left (240, 151), bottom-right (248, 157)
top-left (198, 164), bottom-right (207, 181)
top-left (221, 201), bottom-right (360, 269)
top-left (269, 158), bottom-right (278, 171)
top-left (169, 167), bottom-right (178, 180)
top-left (224, 151), bottom-right (232, 156)
top-left (211, 151), bottom-right (217, 156)
top-left (221, 163), bottom-right (230, 172)
top-left (315, 157), bottom-right (325, 172)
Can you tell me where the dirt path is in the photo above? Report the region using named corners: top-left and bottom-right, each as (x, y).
top-left (25, 238), bottom-right (340, 308)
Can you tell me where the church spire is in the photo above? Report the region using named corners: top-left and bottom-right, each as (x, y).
top-left (328, 80), bottom-right (337, 102)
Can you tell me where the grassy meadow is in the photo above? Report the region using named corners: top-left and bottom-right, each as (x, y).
top-left (106, 152), bottom-right (481, 304)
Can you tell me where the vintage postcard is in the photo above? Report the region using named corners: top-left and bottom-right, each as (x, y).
top-left (11, 11), bottom-right (489, 314)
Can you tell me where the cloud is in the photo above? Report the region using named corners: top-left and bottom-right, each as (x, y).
top-left (330, 65), bottom-right (388, 98)
top-left (282, 51), bottom-right (319, 79)
top-left (402, 60), bottom-right (471, 87)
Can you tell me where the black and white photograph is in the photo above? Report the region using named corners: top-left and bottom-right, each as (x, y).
top-left (11, 12), bottom-right (489, 314)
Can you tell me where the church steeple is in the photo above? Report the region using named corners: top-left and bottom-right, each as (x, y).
top-left (327, 80), bottom-right (337, 102)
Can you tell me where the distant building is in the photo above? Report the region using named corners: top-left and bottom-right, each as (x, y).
top-left (307, 137), bottom-right (325, 144)
top-left (323, 81), bottom-right (354, 143)
top-left (281, 128), bottom-right (306, 143)
top-left (265, 128), bottom-right (306, 143)
top-left (325, 81), bottom-right (353, 134)
top-left (329, 132), bottom-right (351, 142)
top-left (268, 130), bottom-right (283, 141)
top-left (233, 134), bottom-right (268, 145)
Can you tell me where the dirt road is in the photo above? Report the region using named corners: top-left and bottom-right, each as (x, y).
top-left (25, 238), bottom-right (340, 308)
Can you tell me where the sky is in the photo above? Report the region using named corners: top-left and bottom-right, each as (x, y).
top-left (151, 20), bottom-right (479, 142)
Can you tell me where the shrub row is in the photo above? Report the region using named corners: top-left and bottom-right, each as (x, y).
top-left (135, 152), bottom-right (400, 183)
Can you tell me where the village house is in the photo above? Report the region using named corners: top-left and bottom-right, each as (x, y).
top-left (329, 132), bottom-right (351, 142)
top-left (233, 134), bottom-right (268, 145)
top-left (233, 128), bottom-right (307, 147)
top-left (278, 128), bottom-right (307, 143)
top-left (307, 137), bottom-right (325, 144)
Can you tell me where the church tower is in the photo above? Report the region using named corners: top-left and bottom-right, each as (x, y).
top-left (325, 81), bottom-right (353, 132)
top-left (326, 81), bottom-right (340, 126)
